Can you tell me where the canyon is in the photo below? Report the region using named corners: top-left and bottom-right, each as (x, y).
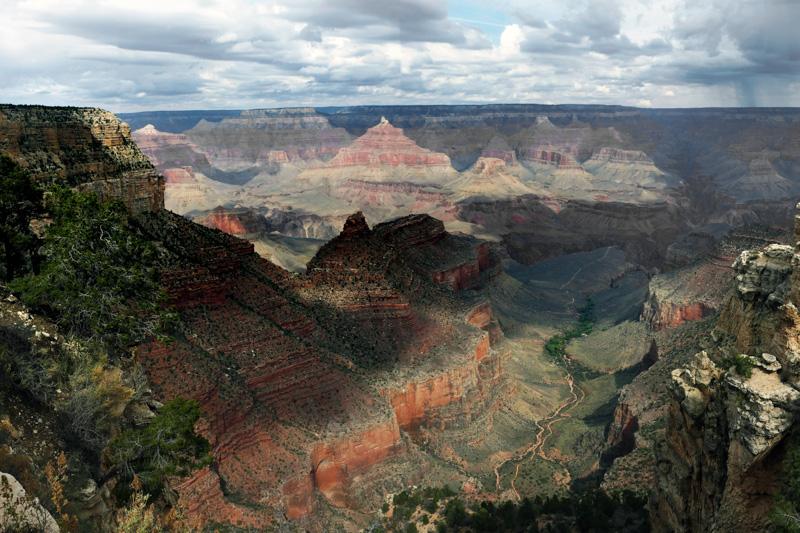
top-left (2, 104), bottom-right (800, 531)
top-left (126, 105), bottom-right (800, 275)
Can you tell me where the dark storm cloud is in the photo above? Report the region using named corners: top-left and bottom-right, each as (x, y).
top-left (663, 0), bottom-right (800, 104)
top-left (518, 0), bottom-right (671, 59)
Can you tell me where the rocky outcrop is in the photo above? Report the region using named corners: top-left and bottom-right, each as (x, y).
top-left (0, 472), bottom-right (59, 533)
top-left (651, 208), bottom-right (800, 532)
top-left (0, 105), bottom-right (164, 213)
top-left (521, 145), bottom-right (583, 169)
top-left (653, 349), bottom-right (799, 532)
top-left (642, 240), bottom-right (751, 330)
top-left (309, 421), bottom-right (404, 508)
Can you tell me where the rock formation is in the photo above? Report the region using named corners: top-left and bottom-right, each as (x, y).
top-left (448, 157), bottom-right (536, 199)
top-left (299, 117), bottom-right (457, 187)
top-left (0, 472), bottom-right (59, 533)
top-left (650, 205), bottom-right (800, 532)
top-left (129, 206), bottom-right (505, 530)
top-left (185, 108), bottom-right (352, 169)
top-left (328, 117), bottom-right (452, 169)
top-left (0, 105), bottom-right (163, 213)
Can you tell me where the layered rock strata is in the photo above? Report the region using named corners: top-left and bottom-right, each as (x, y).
top-left (0, 105), bottom-right (163, 213)
top-left (133, 209), bottom-right (504, 529)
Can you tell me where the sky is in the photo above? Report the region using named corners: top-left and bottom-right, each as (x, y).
top-left (2, 0), bottom-right (799, 111)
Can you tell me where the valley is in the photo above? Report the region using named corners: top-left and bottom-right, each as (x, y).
top-left (0, 103), bottom-right (799, 532)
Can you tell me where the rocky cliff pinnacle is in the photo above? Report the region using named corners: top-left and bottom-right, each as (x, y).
top-left (652, 203), bottom-right (800, 532)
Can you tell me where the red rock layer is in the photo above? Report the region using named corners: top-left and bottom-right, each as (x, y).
top-left (521, 146), bottom-right (583, 169)
top-left (309, 421), bottom-right (403, 507)
top-left (327, 117), bottom-right (451, 168)
top-left (333, 179), bottom-right (452, 212)
top-left (132, 124), bottom-right (198, 165)
top-left (133, 210), bottom-right (505, 528)
top-left (387, 333), bottom-right (498, 431)
top-left (432, 243), bottom-right (496, 291)
top-left (195, 207), bottom-right (271, 238)
top-left (644, 301), bottom-right (714, 330)
top-left (466, 302), bottom-right (503, 344)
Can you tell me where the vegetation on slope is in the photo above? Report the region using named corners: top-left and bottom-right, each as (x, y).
top-left (0, 155), bottom-right (42, 281)
top-left (0, 158), bottom-right (205, 530)
top-left (10, 184), bottom-right (175, 352)
top-left (107, 398), bottom-right (211, 501)
top-left (544, 298), bottom-right (594, 363)
top-left (375, 485), bottom-right (648, 532)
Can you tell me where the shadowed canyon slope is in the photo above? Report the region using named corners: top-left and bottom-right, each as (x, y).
top-left (3, 104), bottom-right (800, 532)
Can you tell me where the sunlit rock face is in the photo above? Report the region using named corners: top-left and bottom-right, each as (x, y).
top-left (297, 117), bottom-right (458, 191)
top-left (0, 105), bottom-right (163, 213)
top-left (327, 117), bottom-right (452, 169)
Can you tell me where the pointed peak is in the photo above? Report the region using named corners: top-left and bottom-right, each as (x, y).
top-left (379, 116), bottom-right (390, 126)
top-left (134, 124), bottom-right (159, 135)
top-left (341, 211), bottom-right (370, 237)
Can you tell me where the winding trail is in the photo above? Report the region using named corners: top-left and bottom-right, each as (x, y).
top-left (494, 348), bottom-right (586, 500)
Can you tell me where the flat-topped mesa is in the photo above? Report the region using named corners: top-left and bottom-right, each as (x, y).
top-left (589, 147), bottom-right (656, 166)
top-left (326, 117), bottom-right (452, 168)
top-left (0, 105), bottom-right (164, 213)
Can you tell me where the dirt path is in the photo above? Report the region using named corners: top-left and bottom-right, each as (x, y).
top-left (495, 350), bottom-right (585, 500)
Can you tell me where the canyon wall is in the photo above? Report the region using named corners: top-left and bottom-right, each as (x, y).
top-left (0, 105), bottom-right (164, 213)
top-left (650, 207), bottom-right (800, 532)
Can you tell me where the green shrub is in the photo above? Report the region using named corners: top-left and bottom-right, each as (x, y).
top-left (10, 186), bottom-right (175, 354)
top-left (107, 398), bottom-right (211, 500)
top-left (720, 354), bottom-right (754, 379)
top-left (545, 298), bottom-right (595, 362)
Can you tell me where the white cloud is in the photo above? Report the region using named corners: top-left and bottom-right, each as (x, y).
top-left (0, 0), bottom-right (797, 110)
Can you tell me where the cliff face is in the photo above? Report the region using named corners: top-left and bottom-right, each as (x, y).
top-left (129, 208), bottom-right (507, 530)
top-left (651, 206), bottom-right (800, 532)
top-left (0, 105), bottom-right (163, 213)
